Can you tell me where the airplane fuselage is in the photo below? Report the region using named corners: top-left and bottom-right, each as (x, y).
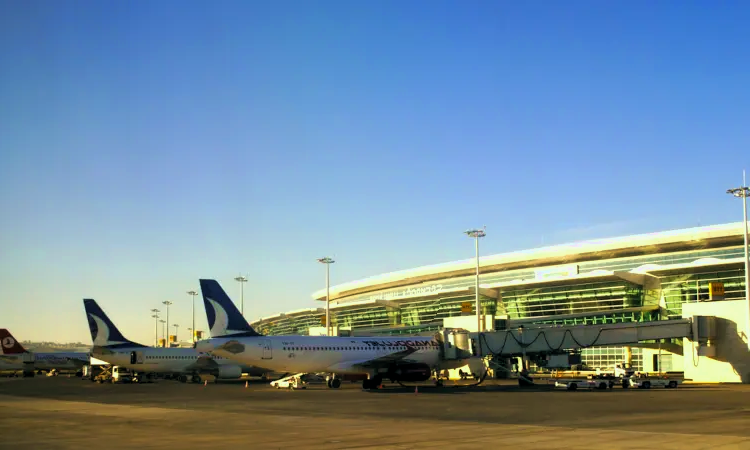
top-left (0, 352), bottom-right (89, 372)
top-left (92, 346), bottom-right (267, 377)
top-left (199, 335), bottom-right (468, 376)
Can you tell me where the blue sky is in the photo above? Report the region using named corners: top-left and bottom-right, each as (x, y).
top-left (1, 1), bottom-right (749, 344)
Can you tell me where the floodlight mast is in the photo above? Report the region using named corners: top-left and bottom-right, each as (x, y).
top-left (234, 275), bottom-right (248, 316)
top-left (465, 227), bottom-right (486, 336)
top-left (317, 257), bottom-right (335, 336)
top-left (727, 171), bottom-right (750, 350)
top-left (161, 301), bottom-right (172, 343)
top-left (187, 290), bottom-right (198, 343)
top-left (150, 309), bottom-right (160, 347)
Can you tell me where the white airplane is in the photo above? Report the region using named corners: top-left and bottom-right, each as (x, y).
top-left (83, 299), bottom-right (271, 383)
top-left (194, 279), bottom-right (472, 390)
top-left (0, 329), bottom-right (89, 376)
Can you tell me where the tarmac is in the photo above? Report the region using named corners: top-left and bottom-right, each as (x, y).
top-left (1, 377), bottom-right (749, 449)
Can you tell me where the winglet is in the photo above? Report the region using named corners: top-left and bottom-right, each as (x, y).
top-left (199, 279), bottom-right (262, 338)
top-left (0, 329), bottom-right (27, 354)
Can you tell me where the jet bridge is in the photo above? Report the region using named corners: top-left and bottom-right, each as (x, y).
top-left (470, 317), bottom-right (709, 358)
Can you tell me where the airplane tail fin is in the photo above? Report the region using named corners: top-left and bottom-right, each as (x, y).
top-left (0, 329), bottom-right (27, 354)
top-left (199, 279), bottom-right (262, 338)
top-left (83, 299), bottom-right (146, 348)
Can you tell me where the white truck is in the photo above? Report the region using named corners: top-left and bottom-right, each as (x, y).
top-left (627, 374), bottom-right (682, 389)
top-left (270, 373), bottom-right (307, 390)
top-left (554, 376), bottom-right (614, 391)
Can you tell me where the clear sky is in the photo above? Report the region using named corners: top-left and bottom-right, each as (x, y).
top-left (1, 1), bottom-right (749, 345)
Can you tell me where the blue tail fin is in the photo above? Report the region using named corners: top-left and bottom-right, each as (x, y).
top-left (199, 279), bottom-right (262, 338)
top-left (83, 299), bottom-right (146, 348)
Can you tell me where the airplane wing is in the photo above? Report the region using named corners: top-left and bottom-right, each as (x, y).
top-left (183, 355), bottom-right (220, 372)
top-left (326, 346), bottom-right (420, 372)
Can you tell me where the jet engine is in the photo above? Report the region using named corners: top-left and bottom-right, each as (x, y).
top-left (387, 363), bottom-right (431, 382)
top-left (215, 365), bottom-right (242, 380)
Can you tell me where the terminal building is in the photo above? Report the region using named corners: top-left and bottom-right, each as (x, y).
top-left (251, 222), bottom-right (750, 383)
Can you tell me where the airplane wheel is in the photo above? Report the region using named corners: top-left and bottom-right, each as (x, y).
top-left (331, 379), bottom-right (341, 389)
top-left (326, 379), bottom-right (332, 388)
top-left (191, 375), bottom-right (202, 383)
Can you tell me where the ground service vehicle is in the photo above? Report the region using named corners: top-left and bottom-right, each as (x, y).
top-left (627, 375), bottom-right (681, 389)
top-left (271, 374), bottom-right (307, 390)
top-left (555, 376), bottom-right (613, 391)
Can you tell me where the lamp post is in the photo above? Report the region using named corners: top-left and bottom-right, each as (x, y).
top-left (727, 171), bottom-right (750, 350)
top-left (159, 319), bottom-right (166, 346)
top-left (234, 275), bottom-right (248, 316)
top-left (465, 227), bottom-right (486, 334)
top-left (317, 257), bottom-right (335, 336)
top-left (187, 290), bottom-right (198, 343)
top-left (150, 309), bottom-right (160, 347)
top-left (161, 301), bottom-right (172, 343)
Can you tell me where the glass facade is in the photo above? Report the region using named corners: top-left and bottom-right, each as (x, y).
top-left (252, 243), bottom-right (747, 372)
top-left (502, 280), bottom-right (646, 320)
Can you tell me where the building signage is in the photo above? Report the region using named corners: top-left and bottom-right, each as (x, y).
top-left (461, 302), bottom-right (473, 314)
top-left (369, 284), bottom-right (443, 301)
top-left (708, 282), bottom-right (725, 301)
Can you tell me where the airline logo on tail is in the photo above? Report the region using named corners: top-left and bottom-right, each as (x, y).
top-left (200, 279), bottom-right (261, 338)
top-left (82, 299), bottom-right (146, 348)
top-left (0, 329), bottom-right (27, 354)
top-left (204, 296), bottom-right (259, 338)
top-left (2, 336), bottom-right (14, 349)
top-left (87, 312), bottom-right (124, 347)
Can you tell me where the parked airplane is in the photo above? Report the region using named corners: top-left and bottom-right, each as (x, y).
top-left (0, 329), bottom-right (89, 376)
top-left (194, 279), bottom-right (473, 389)
top-left (83, 299), bottom-right (270, 383)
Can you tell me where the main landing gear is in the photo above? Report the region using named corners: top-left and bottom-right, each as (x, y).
top-left (326, 376), bottom-right (342, 389)
top-left (177, 374), bottom-right (203, 383)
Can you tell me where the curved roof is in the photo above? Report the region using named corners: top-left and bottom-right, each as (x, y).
top-left (312, 222), bottom-right (747, 301)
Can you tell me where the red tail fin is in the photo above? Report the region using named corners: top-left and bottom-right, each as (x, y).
top-left (0, 329), bottom-right (27, 354)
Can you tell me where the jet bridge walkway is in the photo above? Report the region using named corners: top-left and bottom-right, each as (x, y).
top-left (471, 318), bottom-right (698, 357)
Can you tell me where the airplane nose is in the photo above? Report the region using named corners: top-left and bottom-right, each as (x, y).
top-left (195, 340), bottom-right (214, 353)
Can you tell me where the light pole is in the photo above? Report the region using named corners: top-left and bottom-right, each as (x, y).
top-left (317, 257), bottom-right (335, 336)
top-left (234, 275), bottom-right (248, 316)
top-left (150, 309), bottom-right (160, 347)
top-left (727, 171), bottom-right (750, 350)
top-left (465, 227), bottom-right (486, 334)
top-left (187, 290), bottom-right (198, 343)
top-left (159, 319), bottom-right (166, 346)
top-left (162, 300), bottom-right (172, 342)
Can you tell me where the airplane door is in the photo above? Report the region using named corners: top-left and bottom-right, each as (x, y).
top-left (262, 340), bottom-right (272, 360)
top-left (130, 351), bottom-right (144, 364)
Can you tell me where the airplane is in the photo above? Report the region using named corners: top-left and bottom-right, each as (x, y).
top-left (0, 329), bottom-right (89, 377)
top-left (83, 298), bottom-right (271, 383)
top-left (194, 279), bottom-right (473, 390)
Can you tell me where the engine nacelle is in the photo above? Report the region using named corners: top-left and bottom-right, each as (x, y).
top-left (215, 365), bottom-right (242, 380)
top-left (387, 363), bottom-right (431, 382)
